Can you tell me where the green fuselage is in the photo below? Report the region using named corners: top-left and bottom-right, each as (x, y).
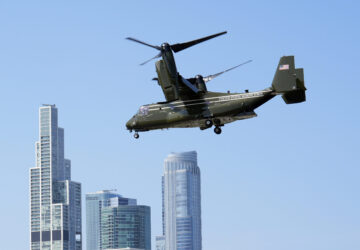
top-left (126, 89), bottom-right (275, 132)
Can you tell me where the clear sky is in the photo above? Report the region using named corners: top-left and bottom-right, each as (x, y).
top-left (1, 0), bottom-right (359, 249)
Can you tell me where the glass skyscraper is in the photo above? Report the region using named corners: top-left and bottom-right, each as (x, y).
top-left (101, 205), bottom-right (151, 250)
top-left (86, 190), bottom-right (137, 250)
top-left (30, 105), bottom-right (82, 250)
top-left (86, 191), bottom-right (151, 250)
top-left (158, 151), bottom-right (202, 250)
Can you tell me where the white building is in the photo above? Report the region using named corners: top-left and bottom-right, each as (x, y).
top-left (30, 105), bottom-right (82, 250)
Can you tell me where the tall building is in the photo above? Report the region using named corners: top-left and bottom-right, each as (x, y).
top-left (106, 249), bottom-right (144, 250)
top-left (86, 190), bottom-right (137, 250)
top-left (101, 205), bottom-right (151, 250)
top-left (86, 191), bottom-right (151, 250)
top-left (155, 236), bottom-right (165, 250)
top-left (29, 105), bottom-right (82, 250)
top-left (159, 151), bottom-right (202, 250)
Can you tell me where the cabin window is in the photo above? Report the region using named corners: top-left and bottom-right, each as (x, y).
top-left (138, 106), bottom-right (149, 116)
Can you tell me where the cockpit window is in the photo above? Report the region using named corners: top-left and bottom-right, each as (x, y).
top-left (137, 106), bottom-right (149, 116)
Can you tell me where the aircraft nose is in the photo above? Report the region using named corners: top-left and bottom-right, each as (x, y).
top-left (126, 117), bottom-right (137, 129)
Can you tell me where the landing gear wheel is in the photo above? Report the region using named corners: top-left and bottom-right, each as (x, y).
top-left (134, 132), bottom-right (139, 139)
top-left (214, 126), bottom-right (222, 135)
top-left (205, 119), bottom-right (213, 128)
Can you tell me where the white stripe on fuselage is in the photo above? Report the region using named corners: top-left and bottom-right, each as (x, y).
top-left (146, 90), bottom-right (269, 111)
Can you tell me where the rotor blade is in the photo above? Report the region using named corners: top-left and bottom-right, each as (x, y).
top-left (203, 60), bottom-right (252, 83)
top-left (140, 52), bottom-right (162, 66)
top-left (181, 76), bottom-right (199, 93)
top-left (126, 37), bottom-right (161, 50)
top-left (170, 31), bottom-right (227, 53)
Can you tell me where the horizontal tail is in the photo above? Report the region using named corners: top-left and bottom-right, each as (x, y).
top-left (271, 56), bottom-right (306, 104)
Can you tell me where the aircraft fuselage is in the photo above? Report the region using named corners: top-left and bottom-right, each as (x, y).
top-left (126, 88), bottom-right (275, 132)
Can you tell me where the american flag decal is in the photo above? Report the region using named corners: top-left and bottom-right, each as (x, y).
top-left (279, 64), bottom-right (289, 70)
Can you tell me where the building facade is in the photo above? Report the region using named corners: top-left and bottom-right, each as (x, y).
top-left (106, 248), bottom-right (144, 250)
top-left (101, 205), bottom-right (151, 250)
top-left (86, 191), bottom-right (137, 250)
top-left (155, 236), bottom-right (165, 250)
top-left (160, 151), bottom-right (202, 250)
top-left (30, 105), bottom-right (82, 250)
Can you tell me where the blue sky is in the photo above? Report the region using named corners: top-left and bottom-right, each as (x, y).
top-left (0, 0), bottom-right (359, 249)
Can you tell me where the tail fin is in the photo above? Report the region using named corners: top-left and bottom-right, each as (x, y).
top-left (272, 56), bottom-right (306, 104)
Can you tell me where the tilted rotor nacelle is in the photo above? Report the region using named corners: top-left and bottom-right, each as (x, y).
top-left (195, 75), bottom-right (207, 93)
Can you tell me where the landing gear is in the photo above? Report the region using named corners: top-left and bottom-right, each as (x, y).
top-left (213, 118), bottom-right (221, 126)
top-left (134, 132), bottom-right (139, 139)
top-left (205, 119), bottom-right (213, 128)
top-left (214, 126), bottom-right (222, 135)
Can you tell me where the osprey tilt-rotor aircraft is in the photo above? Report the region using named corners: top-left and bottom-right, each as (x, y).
top-left (126, 31), bottom-right (306, 139)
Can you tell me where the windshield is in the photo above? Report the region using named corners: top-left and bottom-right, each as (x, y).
top-left (137, 106), bottom-right (149, 116)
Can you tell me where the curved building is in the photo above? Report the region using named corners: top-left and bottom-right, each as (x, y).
top-left (163, 151), bottom-right (202, 250)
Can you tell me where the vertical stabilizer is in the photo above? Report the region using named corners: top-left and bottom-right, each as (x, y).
top-left (272, 56), bottom-right (306, 104)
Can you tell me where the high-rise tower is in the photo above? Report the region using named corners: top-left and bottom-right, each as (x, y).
top-left (86, 190), bottom-right (137, 250)
top-left (30, 105), bottom-right (82, 250)
top-left (86, 190), bottom-right (151, 250)
top-left (101, 204), bottom-right (151, 250)
top-left (160, 151), bottom-right (202, 250)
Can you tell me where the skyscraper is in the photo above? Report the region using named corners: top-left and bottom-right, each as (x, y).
top-left (155, 236), bottom-right (165, 250)
top-left (159, 151), bottom-right (202, 250)
top-left (86, 190), bottom-right (151, 250)
top-left (101, 205), bottom-right (151, 250)
top-left (86, 190), bottom-right (137, 250)
top-left (30, 105), bottom-right (82, 250)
